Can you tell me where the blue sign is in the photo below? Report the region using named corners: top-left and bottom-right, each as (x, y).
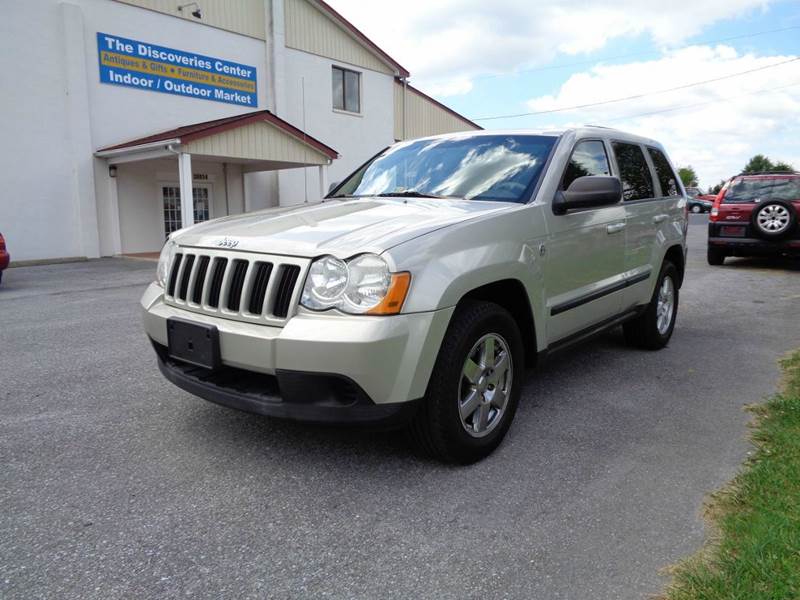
top-left (96, 32), bottom-right (257, 107)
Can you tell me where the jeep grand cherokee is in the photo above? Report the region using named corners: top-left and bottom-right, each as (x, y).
top-left (141, 128), bottom-right (688, 463)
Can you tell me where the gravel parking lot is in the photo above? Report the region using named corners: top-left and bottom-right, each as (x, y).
top-left (2, 216), bottom-right (799, 599)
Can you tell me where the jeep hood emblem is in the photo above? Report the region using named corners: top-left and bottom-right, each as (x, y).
top-left (216, 237), bottom-right (240, 249)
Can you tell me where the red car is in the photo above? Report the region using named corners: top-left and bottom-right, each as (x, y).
top-left (707, 172), bottom-right (800, 265)
top-left (0, 232), bottom-right (9, 284)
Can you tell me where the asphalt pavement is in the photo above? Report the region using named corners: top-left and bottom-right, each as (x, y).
top-left (2, 215), bottom-right (799, 599)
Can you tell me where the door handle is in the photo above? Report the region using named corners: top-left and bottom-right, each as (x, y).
top-left (606, 223), bottom-right (626, 234)
top-left (653, 214), bottom-right (668, 224)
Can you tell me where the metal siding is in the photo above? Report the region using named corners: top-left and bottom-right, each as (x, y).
top-left (394, 83), bottom-right (479, 140)
top-left (284, 0), bottom-right (393, 75)
top-left (182, 121), bottom-right (329, 165)
top-left (114, 0), bottom-right (266, 39)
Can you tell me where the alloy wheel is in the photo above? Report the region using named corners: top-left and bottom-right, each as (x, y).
top-left (458, 333), bottom-right (513, 438)
top-left (656, 276), bottom-right (675, 335)
top-left (757, 204), bottom-right (791, 234)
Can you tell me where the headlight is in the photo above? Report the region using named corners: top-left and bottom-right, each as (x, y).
top-left (301, 254), bottom-right (411, 315)
top-left (302, 255), bottom-right (348, 309)
top-left (156, 239), bottom-right (177, 287)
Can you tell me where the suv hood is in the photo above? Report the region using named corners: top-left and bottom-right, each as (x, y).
top-left (174, 197), bottom-right (514, 258)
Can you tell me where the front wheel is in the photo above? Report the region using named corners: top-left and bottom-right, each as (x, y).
top-left (623, 261), bottom-right (679, 350)
top-left (691, 205), bottom-right (701, 213)
top-left (407, 300), bottom-right (524, 464)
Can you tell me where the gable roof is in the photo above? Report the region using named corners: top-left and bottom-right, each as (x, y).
top-left (96, 109), bottom-right (338, 160)
top-left (403, 81), bottom-right (482, 130)
top-left (309, 0), bottom-right (410, 77)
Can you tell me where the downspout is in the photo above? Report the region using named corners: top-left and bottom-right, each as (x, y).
top-left (222, 162), bottom-right (230, 215)
top-left (401, 76), bottom-right (408, 140)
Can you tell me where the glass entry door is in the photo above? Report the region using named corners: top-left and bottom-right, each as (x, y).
top-left (162, 184), bottom-right (211, 238)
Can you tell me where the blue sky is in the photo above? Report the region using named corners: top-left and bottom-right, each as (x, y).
top-left (331, 0), bottom-right (800, 187)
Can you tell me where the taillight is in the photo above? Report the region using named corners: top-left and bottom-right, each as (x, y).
top-left (0, 234), bottom-right (5, 250)
top-left (709, 182), bottom-right (730, 222)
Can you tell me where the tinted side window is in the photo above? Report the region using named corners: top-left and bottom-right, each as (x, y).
top-left (612, 142), bottom-right (654, 201)
top-left (647, 147), bottom-right (679, 196)
top-left (563, 140), bottom-right (610, 189)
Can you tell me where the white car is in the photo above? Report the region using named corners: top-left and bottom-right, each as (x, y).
top-left (141, 128), bottom-right (688, 463)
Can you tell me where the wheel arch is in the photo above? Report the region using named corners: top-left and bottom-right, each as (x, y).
top-left (664, 244), bottom-right (685, 287)
top-left (458, 279), bottom-right (538, 368)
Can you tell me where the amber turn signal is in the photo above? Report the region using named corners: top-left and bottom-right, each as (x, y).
top-left (367, 272), bottom-right (411, 315)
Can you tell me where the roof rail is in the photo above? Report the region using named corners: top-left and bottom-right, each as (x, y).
top-left (735, 170), bottom-right (800, 176)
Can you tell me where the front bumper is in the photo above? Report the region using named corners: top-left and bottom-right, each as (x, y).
top-left (153, 342), bottom-right (421, 425)
top-left (141, 283), bottom-right (453, 419)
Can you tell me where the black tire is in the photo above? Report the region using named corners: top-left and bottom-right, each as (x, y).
top-left (750, 200), bottom-right (797, 240)
top-left (707, 247), bottom-right (726, 266)
top-left (691, 204), bottom-right (701, 213)
top-left (407, 300), bottom-right (524, 464)
top-left (623, 261), bottom-right (679, 350)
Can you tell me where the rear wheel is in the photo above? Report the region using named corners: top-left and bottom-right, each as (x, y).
top-left (623, 261), bottom-right (679, 350)
top-left (707, 247), bottom-right (726, 266)
top-left (407, 300), bottom-right (524, 464)
top-left (691, 204), bottom-right (701, 213)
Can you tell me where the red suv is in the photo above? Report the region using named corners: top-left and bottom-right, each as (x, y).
top-left (707, 172), bottom-right (800, 265)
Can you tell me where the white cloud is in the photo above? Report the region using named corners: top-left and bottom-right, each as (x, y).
top-left (523, 45), bottom-right (800, 186)
top-left (328, 0), bottom-right (770, 95)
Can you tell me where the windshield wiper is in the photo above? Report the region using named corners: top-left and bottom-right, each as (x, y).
top-left (376, 190), bottom-right (448, 199)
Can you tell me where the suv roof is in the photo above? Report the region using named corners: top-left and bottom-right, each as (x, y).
top-left (410, 127), bottom-right (662, 148)
top-left (734, 171), bottom-right (800, 178)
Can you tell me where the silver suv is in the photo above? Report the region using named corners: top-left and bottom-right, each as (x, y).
top-left (141, 128), bottom-right (688, 463)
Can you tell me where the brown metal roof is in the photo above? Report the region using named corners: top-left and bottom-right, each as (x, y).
top-left (97, 109), bottom-right (339, 159)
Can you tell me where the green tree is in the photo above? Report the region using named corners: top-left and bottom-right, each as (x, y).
top-left (742, 155), bottom-right (794, 174)
top-left (678, 166), bottom-right (698, 188)
top-left (743, 154), bottom-right (774, 173)
top-left (709, 179), bottom-right (727, 195)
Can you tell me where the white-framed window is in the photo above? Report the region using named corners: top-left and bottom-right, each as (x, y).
top-left (332, 65), bottom-right (361, 113)
top-left (161, 184), bottom-right (212, 239)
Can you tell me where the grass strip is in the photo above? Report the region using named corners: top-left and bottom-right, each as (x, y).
top-left (664, 350), bottom-right (800, 600)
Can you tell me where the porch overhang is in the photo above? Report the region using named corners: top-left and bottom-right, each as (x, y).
top-left (94, 109), bottom-right (339, 169)
top-left (95, 110), bottom-right (339, 231)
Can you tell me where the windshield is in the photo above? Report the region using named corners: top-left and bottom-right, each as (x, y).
top-left (724, 177), bottom-right (800, 203)
top-left (330, 134), bottom-right (558, 203)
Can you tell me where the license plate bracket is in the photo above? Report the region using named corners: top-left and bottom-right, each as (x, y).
top-left (167, 318), bottom-right (221, 370)
top-left (720, 225), bottom-right (746, 238)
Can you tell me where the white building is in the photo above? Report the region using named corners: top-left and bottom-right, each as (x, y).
top-left (1, 0), bottom-right (480, 262)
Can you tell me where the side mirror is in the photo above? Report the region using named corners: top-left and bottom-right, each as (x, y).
top-left (552, 176), bottom-right (622, 215)
top-left (327, 181), bottom-right (341, 195)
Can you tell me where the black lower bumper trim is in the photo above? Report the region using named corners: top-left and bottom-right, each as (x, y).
top-left (152, 341), bottom-right (420, 426)
top-left (709, 236), bottom-right (800, 256)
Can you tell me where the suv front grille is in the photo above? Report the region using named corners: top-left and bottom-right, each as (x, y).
top-left (248, 262), bottom-right (273, 315)
top-left (207, 257), bottom-right (227, 309)
top-left (164, 249), bottom-right (309, 326)
top-left (274, 264), bottom-right (301, 318)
